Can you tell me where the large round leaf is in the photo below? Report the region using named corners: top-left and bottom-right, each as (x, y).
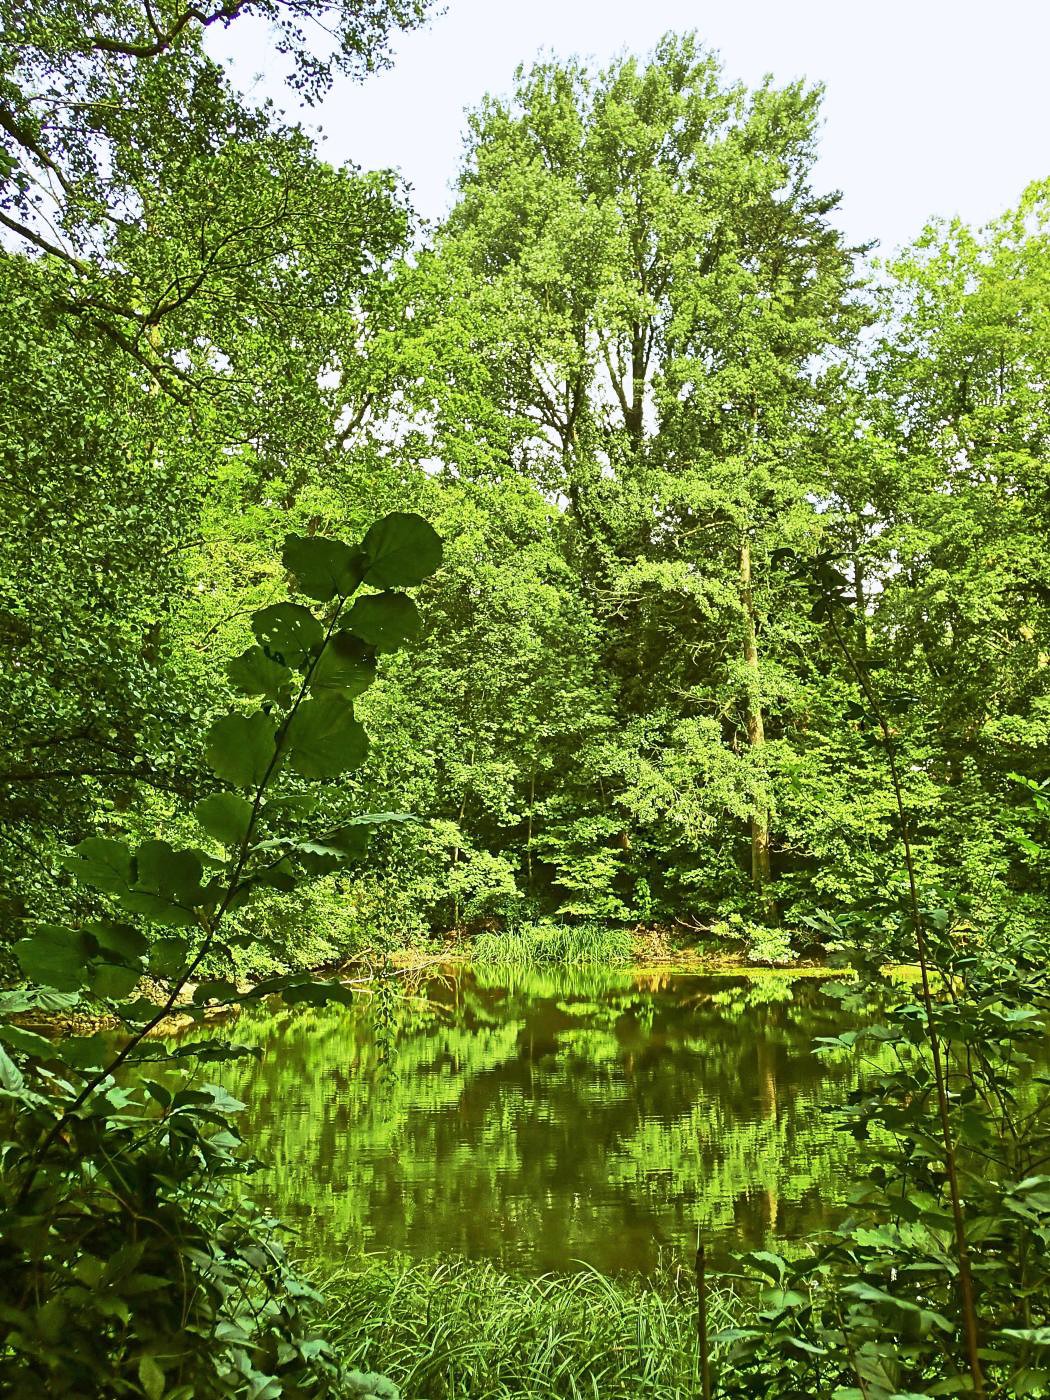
top-left (206, 711), bottom-right (278, 790)
top-left (227, 646), bottom-right (293, 701)
top-left (344, 591), bottom-right (421, 651)
top-left (14, 925), bottom-right (95, 991)
top-left (311, 632), bottom-right (377, 696)
top-left (60, 838), bottom-right (133, 894)
top-left (361, 512), bottom-right (442, 589)
top-left (195, 792), bottom-right (255, 848)
top-left (251, 602), bottom-right (324, 668)
top-left (285, 694), bottom-right (369, 778)
top-left (134, 840), bottom-right (205, 906)
top-left (282, 534), bottom-right (362, 601)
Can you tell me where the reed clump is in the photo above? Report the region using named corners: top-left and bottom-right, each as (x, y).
top-left (322, 1255), bottom-right (735, 1399)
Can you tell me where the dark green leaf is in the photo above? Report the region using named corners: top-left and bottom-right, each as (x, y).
top-left (134, 841), bottom-right (205, 906)
top-left (206, 711), bottom-right (277, 790)
top-left (344, 591), bottom-right (420, 651)
top-left (150, 936), bottom-right (190, 979)
top-left (227, 646), bottom-right (294, 700)
top-left (89, 963), bottom-right (141, 998)
top-left (311, 631), bottom-right (377, 696)
top-left (285, 694), bottom-right (369, 778)
top-left (251, 601), bottom-right (324, 667)
top-left (282, 533), bottom-right (362, 601)
top-left (60, 837), bottom-right (133, 894)
top-left (196, 792), bottom-right (255, 848)
top-left (88, 920), bottom-right (148, 963)
top-left (361, 512), bottom-right (442, 588)
top-left (14, 925), bottom-right (95, 991)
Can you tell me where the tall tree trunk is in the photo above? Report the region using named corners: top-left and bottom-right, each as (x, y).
top-left (740, 531), bottom-right (777, 921)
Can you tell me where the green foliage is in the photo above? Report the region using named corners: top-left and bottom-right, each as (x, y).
top-left (322, 1255), bottom-right (737, 1400)
top-left (472, 920), bottom-right (634, 966)
top-left (0, 514), bottom-right (441, 1396)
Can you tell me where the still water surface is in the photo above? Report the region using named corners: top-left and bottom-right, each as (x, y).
top-left (209, 966), bottom-right (868, 1273)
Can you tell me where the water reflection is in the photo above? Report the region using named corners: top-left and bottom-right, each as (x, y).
top-left (204, 967), bottom-right (870, 1273)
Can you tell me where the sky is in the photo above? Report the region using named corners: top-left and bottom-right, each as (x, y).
top-left (209, 0), bottom-right (1050, 256)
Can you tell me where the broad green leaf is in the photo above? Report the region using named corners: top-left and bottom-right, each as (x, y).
top-left (0, 1023), bottom-right (54, 1057)
top-left (60, 837), bottom-right (132, 894)
top-left (206, 711), bottom-right (277, 790)
top-left (227, 646), bottom-right (294, 701)
top-left (249, 856), bottom-right (298, 892)
top-left (0, 1045), bottom-right (25, 1093)
top-left (285, 694), bottom-right (369, 778)
top-left (14, 924), bottom-right (95, 991)
top-left (0, 988), bottom-right (79, 1015)
top-left (88, 921), bottom-right (148, 963)
top-left (251, 601), bottom-right (324, 667)
top-left (120, 891), bottom-right (199, 928)
top-left (138, 1355), bottom-right (165, 1400)
top-left (192, 980), bottom-right (238, 1006)
top-left (361, 512), bottom-right (442, 588)
top-left (282, 533), bottom-right (362, 601)
top-left (134, 840), bottom-right (205, 906)
top-left (150, 936), bottom-right (190, 979)
top-left (196, 792), bottom-right (255, 848)
top-left (343, 591), bottom-right (421, 651)
top-left (311, 631), bottom-right (377, 696)
top-left (89, 962), bottom-right (141, 998)
top-left (57, 1033), bottom-right (111, 1069)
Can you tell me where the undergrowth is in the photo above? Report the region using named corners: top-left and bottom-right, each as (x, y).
top-left (471, 921), bottom-right (634, 966)
top-left (322, 1256), bottom-right (734, 1399)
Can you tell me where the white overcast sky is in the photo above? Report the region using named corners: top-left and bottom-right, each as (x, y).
top-left (209, 0), bottom-right (1050, 255)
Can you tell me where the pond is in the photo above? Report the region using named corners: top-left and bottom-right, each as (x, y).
top-left (204, 966), bottom-right (872, 1274)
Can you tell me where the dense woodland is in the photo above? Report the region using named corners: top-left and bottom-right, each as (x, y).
top-left (2, 0), bottom-right (1050, 1396)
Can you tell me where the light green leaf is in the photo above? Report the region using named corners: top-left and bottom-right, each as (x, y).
top-left (282, 533), bottom-right (361, 601)
top-left (196, 792), bottom-right (255, 848)
top-left (0, 1023), bottom-right (54, 1058)
top-left (361, 512), bottom-right (442, 588)
top-left (0, 1045), bottom-right (25, 1093)
top-left (344, 591), bottom-right (420, 651)
top-left (138, 1354), bottom-right (166, 1400)
top-left (206, 711), bottom-right (277, 790)
top-left (285, 695), bottom-right (369, 778)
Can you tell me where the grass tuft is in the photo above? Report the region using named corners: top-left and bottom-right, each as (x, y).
top-left (471, 921), bottom-right (634, 966)
top-left (322, 1255), bottom-right (735, 1399)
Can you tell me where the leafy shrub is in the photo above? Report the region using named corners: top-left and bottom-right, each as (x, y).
top-left (0, 514), bottom-right (440, 1396)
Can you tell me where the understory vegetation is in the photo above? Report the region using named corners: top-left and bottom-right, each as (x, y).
top-left (1, 0), bottom-right (1049, 1395)
top-left (321, 1257), bottom-right (736, 1400)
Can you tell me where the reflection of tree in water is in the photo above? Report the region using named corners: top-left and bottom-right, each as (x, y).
top-left (201, 970), bottom-right (883, 1273)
